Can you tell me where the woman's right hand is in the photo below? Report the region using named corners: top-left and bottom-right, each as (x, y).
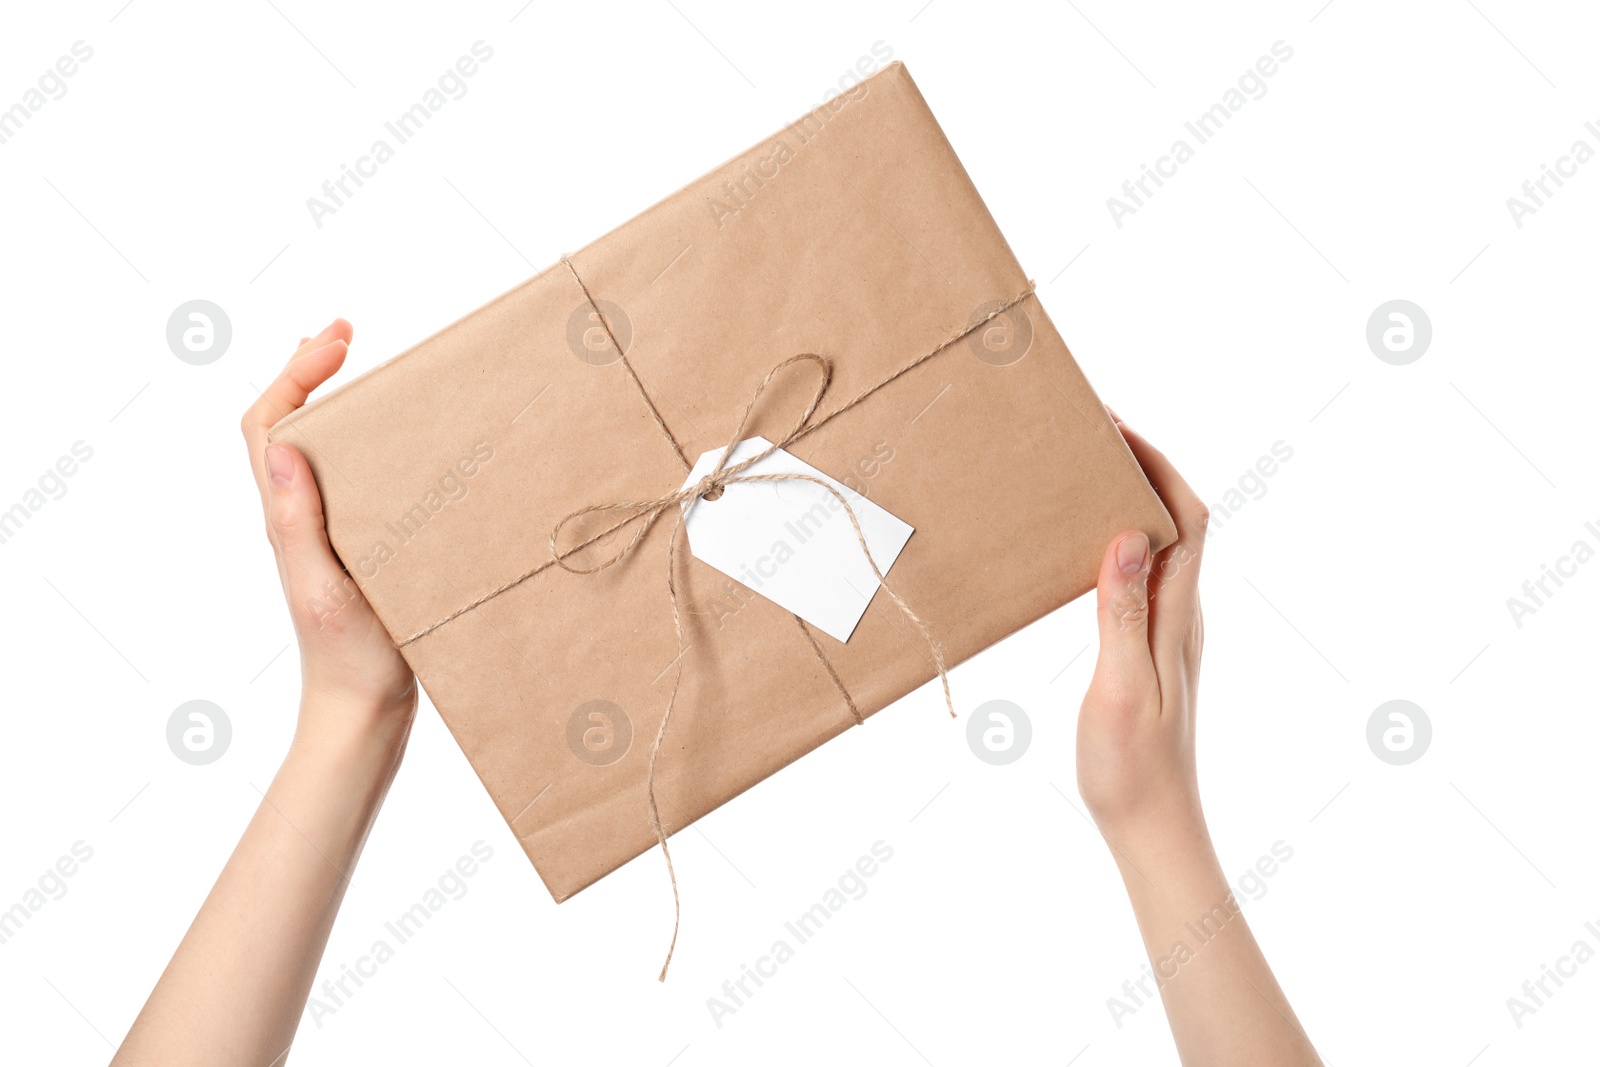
top-left (1076, 414), bottom-right (1211, 859)
top-left (1073, 414), bottom-right (1325, 1065)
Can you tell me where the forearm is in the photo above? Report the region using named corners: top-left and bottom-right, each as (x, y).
top-left (114, 698), bottom-right (409, 1066)
top-left (1107, 817), bottom-right (1321, 1067)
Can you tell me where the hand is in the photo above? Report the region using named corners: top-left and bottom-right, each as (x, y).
top-left (240, 320), bottom-right (417, 740)
top-left (1074, 415), bottom-right (1325, 1065)
top-left (1076, 413), bottom-right (1211, 858)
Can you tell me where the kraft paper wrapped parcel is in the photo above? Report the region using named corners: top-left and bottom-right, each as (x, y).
top-left (269, 62), bottom-right (1176, 909)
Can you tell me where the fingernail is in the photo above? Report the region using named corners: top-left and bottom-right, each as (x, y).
top-left (1117, 531), bottom-right (1149, 575)
top-left (265, 444), bottom-right (294, 488)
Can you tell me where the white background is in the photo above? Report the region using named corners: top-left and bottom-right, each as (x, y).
top-left (1, 1), bottom-right (1596, 1064)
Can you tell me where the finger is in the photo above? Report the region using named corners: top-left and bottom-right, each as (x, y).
top-left (241, 319), bottom-right (352, 457)
top-left (290, 318), bottom-right (352, 362)
top-left (1114, 419), bottom-right (1209, 630)
top-left (263, 442), bottom-right (353, 632)
top-left (1117, 420), bottom-right (1207, 544)
top-left (1088, 529), bottom-right (1157, 703)
top-left (265, 336), bottom-right (349, 417)
top-left (242, 336), bottom-right (350, 512)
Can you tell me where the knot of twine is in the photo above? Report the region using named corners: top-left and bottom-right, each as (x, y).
top-left (549, 351), bottom-right (954, 982)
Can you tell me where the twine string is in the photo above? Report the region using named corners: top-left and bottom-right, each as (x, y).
top-left (550, 349), bottom-right (961, 982)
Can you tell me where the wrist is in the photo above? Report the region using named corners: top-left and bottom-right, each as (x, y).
top-left (255, 699), bottom-right (411, 897)
top-left (289, 688), bottom-right (414, 779)
top-left (1099, 800), bottom-right (1219, 886)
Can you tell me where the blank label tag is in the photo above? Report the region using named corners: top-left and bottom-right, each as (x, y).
top-left (679, 437), bottom-right (913, 642)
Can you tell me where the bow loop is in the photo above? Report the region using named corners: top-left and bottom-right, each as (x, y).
top-left (548, 353), bottom-right (837, 575)
top-left (548, 499), bottom-right (670, 576)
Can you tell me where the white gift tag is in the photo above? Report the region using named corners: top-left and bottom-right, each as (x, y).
top-left (679, 437), bottom-right (913, 642)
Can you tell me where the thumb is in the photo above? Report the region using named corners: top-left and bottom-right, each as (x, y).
top-left (264, 443), bottom-right (353, 631)
top-left (1090, 530), bottom-right (1156, 693)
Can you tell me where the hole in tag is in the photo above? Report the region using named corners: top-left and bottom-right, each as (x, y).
top-left (702, 486), bottom-right (724, 502)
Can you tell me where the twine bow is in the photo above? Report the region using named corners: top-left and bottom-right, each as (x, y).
top-left (549, 351), bottom-right (954, 982)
